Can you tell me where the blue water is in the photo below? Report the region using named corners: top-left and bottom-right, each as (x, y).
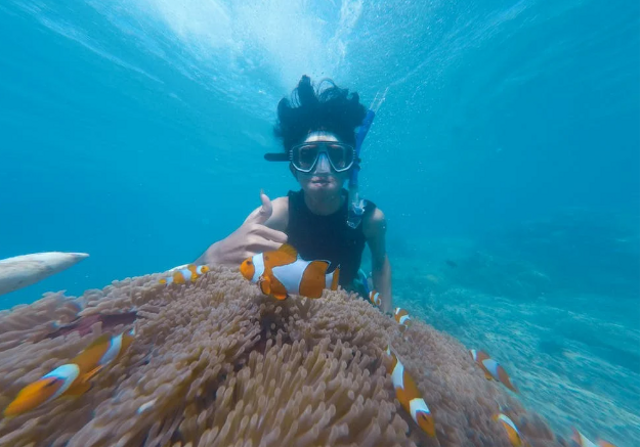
top-left (1, 0), bottom-right (638, 445)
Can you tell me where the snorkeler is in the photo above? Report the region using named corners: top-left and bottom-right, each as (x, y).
top-left (196, 75), bottom-right (392, 313)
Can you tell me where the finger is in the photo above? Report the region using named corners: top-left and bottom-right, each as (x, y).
top-left (254, 226), bottom-right (288, 244)
top-left (243, 190), bottom-right (273, 225)
top-left (255, 189), bottom-right (273, 224)
top-left (247, 239), bottom-right (285, 254)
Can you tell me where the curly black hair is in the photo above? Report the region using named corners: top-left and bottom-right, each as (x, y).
top-left (273, 75), bottom-right (366, 155)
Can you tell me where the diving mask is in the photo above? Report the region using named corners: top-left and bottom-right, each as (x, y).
top-left (290, 141), bottom-right (356, 173)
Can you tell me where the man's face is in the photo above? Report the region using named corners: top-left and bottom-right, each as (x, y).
top-left (293, 131), bottom-right (351, 198)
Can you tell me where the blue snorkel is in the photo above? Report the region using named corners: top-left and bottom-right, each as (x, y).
top-left (347, 88), bottom-right (388, 229)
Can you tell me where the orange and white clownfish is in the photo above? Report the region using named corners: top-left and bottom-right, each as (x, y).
top-left (571, 428), bottom-right (617, 447)
top-left (240, 244), bottom-right (339, 300)
top-left (394, 308), bottom-right (412, 331)
top-left (3, 328), bottom-right (135, 417)
top-left (385, 345), bottom-right (436, 437)
top-left (77, 328), bottom-right (136, 373)
top-left (369, 290), bottom-right (381, 307)
top-left (494, 413), bottom-right (526, 447)
top-left (469, 349), bottom-right (518, 393)
top-left (159, 264), bottom-right (209, 285)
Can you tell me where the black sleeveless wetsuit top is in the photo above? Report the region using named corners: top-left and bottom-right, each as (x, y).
top-left (286, 189), bottom-right (376, 289)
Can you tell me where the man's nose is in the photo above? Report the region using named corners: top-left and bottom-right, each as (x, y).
top-left (313, 153), bottom-right (331, 174)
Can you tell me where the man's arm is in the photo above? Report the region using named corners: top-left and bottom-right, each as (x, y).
top-left (364, 208), bottom-right (392, 314)
top-left (195, 194), bottom-right (289, 266)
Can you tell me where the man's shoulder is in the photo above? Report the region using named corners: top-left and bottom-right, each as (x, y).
top-left (271, 195), bottom-right (290, 209)
top-left (367, 206), bottom-right (385, 225)
top-left (363, 205), bottom-right (386, 239)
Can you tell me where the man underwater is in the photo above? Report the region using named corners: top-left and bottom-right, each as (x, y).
top-left (196, 75), bottom-right (392, 313)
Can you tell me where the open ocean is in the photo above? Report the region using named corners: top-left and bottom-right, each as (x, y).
top-left (1, 0), bottom-right (638, 445)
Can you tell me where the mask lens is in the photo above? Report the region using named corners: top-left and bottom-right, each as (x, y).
top-left (327, 144), bottom-right (352, 170)
top-left (293, 144), bottom-right (319, 171)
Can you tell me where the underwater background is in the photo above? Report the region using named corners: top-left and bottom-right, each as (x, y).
top-left (0, 0), bottom-right (638, 445)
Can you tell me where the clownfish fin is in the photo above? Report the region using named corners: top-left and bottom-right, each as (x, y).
top-left (63, 380), bottom-right (93, 397)
top-left (307, 260), bottom-right (329, 273)
top-left (272, 292), bottom-right (288, 301)
top-left (502, 376), bottom-right (518, 393)
top-left (82, 333), bottom-right (111, 351)
top-left (81, 365), bottom-right (104, 383)
top-left (159, 278), bottom-right (167, 285)
top-left (495, 363), bottom-right (518, 392)
top-left (258, 276), bottom-right (271, 295)
top-left (277, 243), bottom-right (298, 260)
top-left (330, 265), bottom-right (340, 290)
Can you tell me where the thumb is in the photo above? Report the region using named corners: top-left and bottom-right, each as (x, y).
top-left (250, 189), bottom-right (273, 225)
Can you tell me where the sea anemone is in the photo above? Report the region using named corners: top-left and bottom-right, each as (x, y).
top-left (0, 266), bottom-right (563, 446)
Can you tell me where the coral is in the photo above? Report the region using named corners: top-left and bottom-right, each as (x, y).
top-left (0, 266), bottom-right (563, 446)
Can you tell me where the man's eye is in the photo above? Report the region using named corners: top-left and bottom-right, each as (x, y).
top-left (300, 148), bottom-right (316, 159)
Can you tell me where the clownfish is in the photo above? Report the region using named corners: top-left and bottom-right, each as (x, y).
top-left (571, 428), bottom-right (617, 447)
top-left (385, 345), bottom-right (436, 437)
top-left (394, 308), bottom-right (412, 331)
top-left (3, 329), bottom-right (135, 417)
top-left (369, 290), bottom-right (381, 306)
top-left (159, 264), bottom-right (209, 285)
top-left (494, 413), bottom-right (526, 447)
top-left (469, 349), bottom-right (518, 393)
top-left (240, 244), bottom-right (339, 300)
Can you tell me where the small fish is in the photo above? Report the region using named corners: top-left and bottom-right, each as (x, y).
top-left (3, 364), bottom-right (82, 417)
top-left (3, 329), bottom-right (135, 417)
top-left (159, 264), bottom-right (209, 285)
top-left (76, 328), bottom-right (136, 372)
top-left (0, 252), bottom-right (89, 296)
top-left (571, 428), bottom-right (617, 447)
top-left (385, 345), bottom-right (436, 437)
top-left (469, 349), bottom-right (518, 393)
top-left (494, 413), bottom-right (525, 447)
top-left (240, 244), bottom-right (339, 300)
top-left (45, 312), bottom-right (138, 339)
top-left (394, 308), bottom-right (412, 331)
top-left (445, 259), bottom-right (458, 268)
top-left (369, 290), bottom-right (381, 306)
